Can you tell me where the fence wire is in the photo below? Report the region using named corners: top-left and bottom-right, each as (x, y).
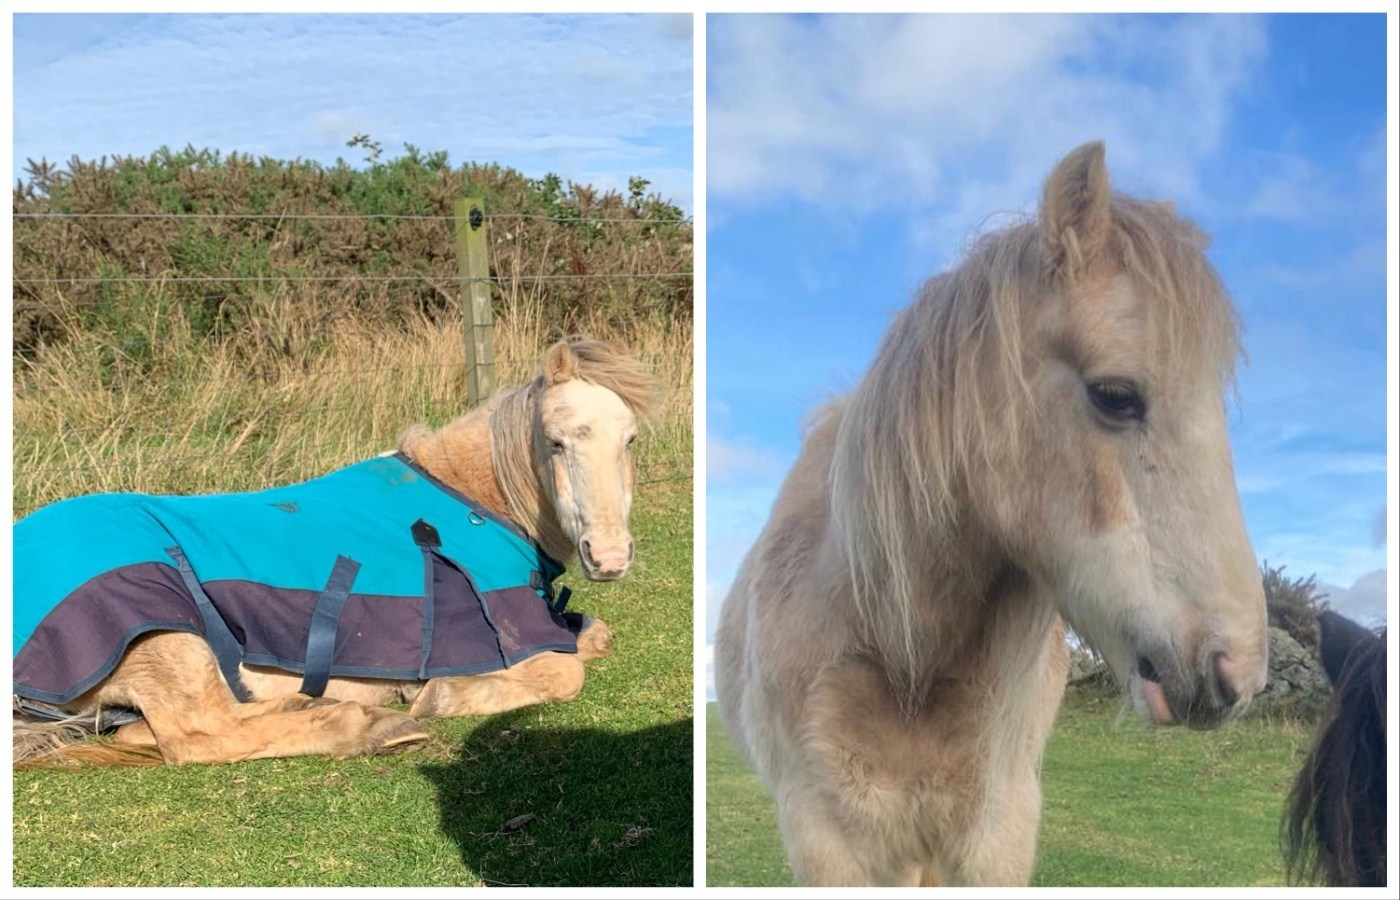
top-left (14, 211), bottom-right (691, 225)
top-left (14, 273), bottom-right (692, 287)
top-left (13, 209), bottom-right (693, 503)
top-left (16, 444), bottom-right (690, 487)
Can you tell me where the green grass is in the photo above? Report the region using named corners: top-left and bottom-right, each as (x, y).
top-left (12, 476), bottom-right (692, 888)
top-left (706, 692), bottom-right (1314, 887)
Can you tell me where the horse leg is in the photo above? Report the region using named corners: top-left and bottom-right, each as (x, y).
top-left (774, 783), bottom-right (879, 886)
top-left (112, 719), bottom-right (157, 747)
top-left (93, 632), bottom-right (428, 764)
top-left (947, 774), bottom-right (1042, 886)
top-left (238, 664), bottom-right (405, 708)
top-left (914, 861), bottom-right (951, 886)
top-left (574, 614), bottom-right (614, 661)
top-left (408, 652), bottom-right (585, 718)
top-left (949, 622), bottom-right (1068, 886)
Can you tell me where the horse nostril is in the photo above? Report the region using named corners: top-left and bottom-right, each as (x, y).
top-left (1211, 651), bottom-right (1240, 707)
top-left (580, 539), bottom-right (594, 565)
top-left (627, 539), bottom-right (635, 561)
top-left (1137, 655), bottom-right (1161, 683)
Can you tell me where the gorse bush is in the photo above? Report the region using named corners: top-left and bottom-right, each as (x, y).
top-left (13, 142), bottom-right (693, 359)
top-left (1262, 561), bottom-right (1330, 650)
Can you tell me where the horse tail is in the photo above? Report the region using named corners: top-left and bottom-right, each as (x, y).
top-left (12, 709), bottom-right (164, 769)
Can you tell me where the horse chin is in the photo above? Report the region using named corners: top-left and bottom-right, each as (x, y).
top-left (578, 561), bottom-right (628, 582)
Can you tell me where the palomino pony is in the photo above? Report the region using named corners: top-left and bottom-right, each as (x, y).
top-left (1283, 610), bottom-right (1387, 887)
top-left (715, 143), bottom-right (1269, 886)
top-left (14, 337), bottom-right (654, 767)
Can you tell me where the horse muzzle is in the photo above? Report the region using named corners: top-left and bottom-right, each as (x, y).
top-left (579, 536), bottom-right (634, 581)
top-left (1131, 643), bottom-right (1266, 730)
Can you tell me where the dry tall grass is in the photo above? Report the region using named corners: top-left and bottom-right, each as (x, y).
top-left (12, 281), bottom-right (691, 516)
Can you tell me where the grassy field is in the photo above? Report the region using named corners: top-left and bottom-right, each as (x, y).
top-left (706, 692), bottom-right (1315, 887)
top-left (12, 475), bottom-right (690, 887)
top-left (12, 297), bottom-right (694, 887)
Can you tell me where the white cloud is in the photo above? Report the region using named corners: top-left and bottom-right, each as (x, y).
top-left (1319, 569), bottom-right (1388, 629)
top-left (307, 110), bottom-right (364, 147)
top-left (1235, 450), bottom-right (1386, 496)
top-left (13, 14), bottom-right (692, 208)
top-left (708, 12), bottom-right (1268, 234)
top-left (1256, 235), bottom-right (1387, 290)
top-left (1238, 129), bottom-right (1387, 233)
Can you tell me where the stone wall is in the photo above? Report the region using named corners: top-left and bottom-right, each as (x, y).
top-left (1065, 626), bottom-right (1330, 719)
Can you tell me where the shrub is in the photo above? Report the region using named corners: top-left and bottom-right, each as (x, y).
top-left (13, 142), bottom-right (693, 359)
top-left (1261, 561), bottom-right (1329, 651)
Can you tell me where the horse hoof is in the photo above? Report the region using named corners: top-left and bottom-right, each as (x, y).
top-left (577, 616), bottom-right (614, 660)
top-left (369, 711), bottom-right (430, 755)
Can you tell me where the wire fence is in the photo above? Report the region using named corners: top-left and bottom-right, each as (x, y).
top-left (14, 211), bottom-right (691, 224)
top-left (12, 208), bottom-right (693, 500)
top-left (18, 439), bottom-right (689, 488)
top-left (14, 273), bottom-right (693, 286)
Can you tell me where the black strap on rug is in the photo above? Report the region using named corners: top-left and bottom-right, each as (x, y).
top-left (166, 545), bottom-right (254, 703)
top-left (300, 555), bottom-right (361, 698)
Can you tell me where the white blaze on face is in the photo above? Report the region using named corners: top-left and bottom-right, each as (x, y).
top-left (540, 380), bottom-right (637, 581)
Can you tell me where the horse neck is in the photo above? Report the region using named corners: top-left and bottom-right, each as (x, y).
top-left (400, 408), bottom-right (509, 515)
top-left (830, 458), bottom-right (1056, 711)
top-left (399, 399), bottom-right (571, 564)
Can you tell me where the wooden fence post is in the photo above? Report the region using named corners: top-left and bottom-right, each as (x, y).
top-left (454, 196), bottom-right (496, 407)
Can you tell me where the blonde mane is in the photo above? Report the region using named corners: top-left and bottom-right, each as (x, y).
top-left (554, 337), bottom-right (660, 421)
top-left (828, 193), bottom-right (1242, 708)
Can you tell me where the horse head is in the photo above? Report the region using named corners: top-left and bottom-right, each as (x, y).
top-left (1009, 142), bottom-right (1268, 728)
top-left (831, 142), bottom-right (1270, 728)
top-left (516, 338), bottom-right (656, 581)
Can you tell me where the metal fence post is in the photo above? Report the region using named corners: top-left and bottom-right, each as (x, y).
top-left (454, 196), bottom-right (496, 406)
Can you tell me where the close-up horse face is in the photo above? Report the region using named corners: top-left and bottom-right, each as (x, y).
top-left (536, 376), bottom-right (639, 581)
top-left (1030, 275), bottom-right (1266, 729)
top-left (1006, 145), bottom-right (1268, 730)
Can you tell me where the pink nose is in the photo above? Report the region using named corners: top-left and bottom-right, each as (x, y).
top-left (582, 539), bottom-right (632, 574)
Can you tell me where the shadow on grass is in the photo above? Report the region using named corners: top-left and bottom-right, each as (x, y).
top-left (419, 711), bottom-right (693, 888)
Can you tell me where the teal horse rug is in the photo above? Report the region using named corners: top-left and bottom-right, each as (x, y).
top-left (13, 453), bottom-right (577, 709)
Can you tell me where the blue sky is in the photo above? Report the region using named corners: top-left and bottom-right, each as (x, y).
top-left (706, 12), bottom-right (1392, 687)
top-left (10, 12), bottom-right (693, 210)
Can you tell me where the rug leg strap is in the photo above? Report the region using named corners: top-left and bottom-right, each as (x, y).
top-left (166, 546), bottom-right (254, 703)
top-left (299, 555), bottom-right (361, 698)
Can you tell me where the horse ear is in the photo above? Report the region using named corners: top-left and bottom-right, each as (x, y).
top-left (1317, 609), bottom-right (1380, 687)
top-left (543, 339), bottom-right (579, 384)
top-left (1040, 141), bottom-right (1112, 280)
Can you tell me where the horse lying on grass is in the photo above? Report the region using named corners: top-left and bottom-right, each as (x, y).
top-left (1283, 609), bottom-right (1387, 887)
top-left (715, 142), bottom-right (1270, 886)
top-left (13, 337), bottom-right (654, 767)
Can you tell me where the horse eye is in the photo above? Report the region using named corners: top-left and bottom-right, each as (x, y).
top-left (1087, 380), bottom-right (1146, 423)
top-left (626, 434), bottom-right (637, 448)
top-left (548, 439), bottom-right (565, 454)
